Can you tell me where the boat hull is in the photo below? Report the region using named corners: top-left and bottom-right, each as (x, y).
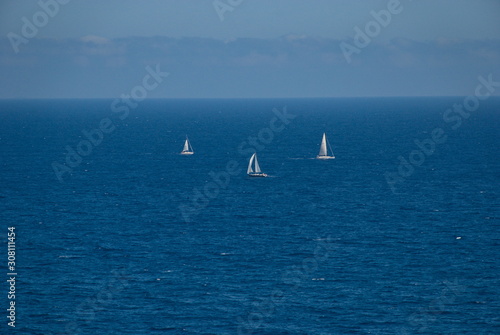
top-left (316, 155), bottom-right (335, 160)
top-left (248, 173), bottom-right (268, 177)
top-left (180, 152), bottom-right (194, 155)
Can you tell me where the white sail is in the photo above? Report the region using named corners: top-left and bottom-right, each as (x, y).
top-left (247, 153), bottom-right (256, 174)
top-left (319, 133), bottom-right (328, 156)
top-left (247, 153), bottom-right (267, 176)
top-left (180, 136), bottom-right (194, 154)
top-left (316, 133), bottom-right (335, 159)
top-left (253, 154), bottom-right (261, 173)
top-left (182, 139), bottom-right (190, 152)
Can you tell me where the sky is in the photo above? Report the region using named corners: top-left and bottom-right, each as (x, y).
top-left (0, 0), bottom-right (499, 98)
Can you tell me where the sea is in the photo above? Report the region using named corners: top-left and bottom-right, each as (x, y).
top-left (0, 97), bottom-right (498, 334)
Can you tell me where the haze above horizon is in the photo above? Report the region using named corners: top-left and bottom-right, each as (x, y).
top-left (1, 0), bottom-right (499, 99)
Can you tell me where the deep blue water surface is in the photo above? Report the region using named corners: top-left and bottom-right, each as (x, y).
top-left (0, 98), bottom-right (499, 334)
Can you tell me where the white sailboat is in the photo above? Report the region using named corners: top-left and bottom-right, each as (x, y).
top-left (316, 133), bottom-right (335, 159)
top-left (180, 136), bottom-right (194, 155)
top-left (247, 153), bottom-right (267, 177)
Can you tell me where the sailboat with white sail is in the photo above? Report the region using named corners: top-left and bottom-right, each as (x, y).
top-left (180, 136), bottom-right (194, 155)
top-left (247, 153), bottom-right (267, 177)
top-left (316, 133), bottom-right (335, 159)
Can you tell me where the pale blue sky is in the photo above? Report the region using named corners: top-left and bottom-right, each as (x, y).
top-left (0, 0), bottom-right (499, 98)
top-left (1, 0), bottom-right (500, 40)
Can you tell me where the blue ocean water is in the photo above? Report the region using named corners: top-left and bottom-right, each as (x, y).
top-left (0, 97), bottom-right (498, 334)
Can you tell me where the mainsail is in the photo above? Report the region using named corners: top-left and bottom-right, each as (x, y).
top-left (319, 133), bottom-right (328, 156)
top-left (182, 139), bottom-right (190, 152)
top-left (254, 154), bottom-right (262, 173)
